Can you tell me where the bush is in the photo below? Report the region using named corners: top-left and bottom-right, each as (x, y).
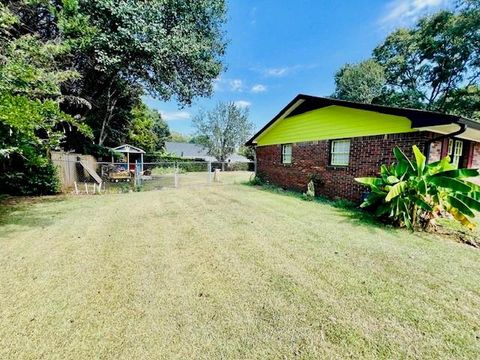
top-left (356, 146), bottom-right (480, 230)
top-left (247, 174), bottom-right (266, 186)
top-left (0, 161), bottom-right (60, 195)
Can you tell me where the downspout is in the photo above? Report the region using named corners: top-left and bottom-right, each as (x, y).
top-left (424, 123), bottom-right (467, 162)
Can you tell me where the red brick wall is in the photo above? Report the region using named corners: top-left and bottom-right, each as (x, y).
top-left (428, 140), bottom-right (443, 163)
top-left (256, 132), bottom-right (439, 202)
top-left (471, 142), bottom-right (480, 169)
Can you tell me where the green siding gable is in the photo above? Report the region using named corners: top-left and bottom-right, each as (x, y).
top-left (256, 105), bottom-right (416, 146)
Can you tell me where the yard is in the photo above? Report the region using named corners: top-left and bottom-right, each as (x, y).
top-left (1, 183), bottom-right (480, 359)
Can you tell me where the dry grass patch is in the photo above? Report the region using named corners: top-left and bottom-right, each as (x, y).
top-left (1, 184), bottom-right (480, 359)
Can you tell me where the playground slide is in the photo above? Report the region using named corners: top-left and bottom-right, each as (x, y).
top-left (79, 160), bottom-right (102, 185)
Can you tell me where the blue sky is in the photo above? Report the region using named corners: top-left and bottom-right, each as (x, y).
top-left (145, 0), bottom-right (454, 135)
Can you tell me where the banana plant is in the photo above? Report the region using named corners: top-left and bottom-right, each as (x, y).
top-left (356, 145), bottom-right (480, 230)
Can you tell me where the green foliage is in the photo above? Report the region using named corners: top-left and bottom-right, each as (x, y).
top-left (356, 146), bottom-right (480, 230)
top-left (333, 59), bottom-right (386, 103)
top-left (0, 4), bottom-right (92, 194)
top-left (192, 102), bottom-right (253, 161)
top-left (127, 103), bottom-right (170, 152)
top-left (238, 145), bottom-right (255, 161)
top-left (1, 0), bottom-right (227, 195)
top-left (169, 132), bottom-right (191, 143)
top-left (247, 175), bottom-right (266, 186)
top-left (189, 134), bottom-right (209, 145)
top-left (80, 0), bottom-right (226, 105)
top-left (334, 2), bottom-right (480, 118)
top-left (0, 162), bottom-right (60, 195)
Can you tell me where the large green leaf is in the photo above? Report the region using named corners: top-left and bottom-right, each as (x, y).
top-left (380, 164), bottom-right (390, 177)
top-left (360, 192), bottom-right (385, 208)
top-left (469, 191), bottom-right (480, 201)
top-left (427, 156), bottom-right (454, 175)
top-left (412, 145), bottom-right (426, 176)
top-left (429, 176), bottom-right (472, 193)
top-left (455, 194), bottom-right (480, 212)
top-left (385, 181), bottom-right (407, 202)
top-left (386, 175), bottom-right (400, 184)
top-left (435, 168), bottom-right (479, 179)
top-left (395, 160), bottom-right (409, 178)
top-left (415, 198), bottom-right (433, 211)
top-left (355, 177), bottom-right (384, 187)
top-left (418, 179), bottom-right (427, 195)
top-left (449, 196), bottom-right (475, 218)
top-left (393, 147), bottom-right (414, 170)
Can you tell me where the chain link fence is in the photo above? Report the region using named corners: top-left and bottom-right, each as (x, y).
top-left (51, 158), bottom-right (255, 194)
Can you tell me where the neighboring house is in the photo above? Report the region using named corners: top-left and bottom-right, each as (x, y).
top-left (165, 142), bottom-right (249, 163)
top-left (246, 94), bottom-right (480, 202)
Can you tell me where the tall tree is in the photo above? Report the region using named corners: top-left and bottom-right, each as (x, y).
top-left (0, 3), bottom-right (91, 194)
top-left (333, 59), bottom-right (386, 103)
top-left (333, 1), bottom-right (480, 119)
top-left (373, 5), bottom-right (480, 112)
top-left (5, 0), bottom-right (227, 148)
top-left (76, 0), bottom-right (227, 146)
top-left (192, 102), bottom-right (253, 161)
top-left (127, 103), bottom-right (170, 152)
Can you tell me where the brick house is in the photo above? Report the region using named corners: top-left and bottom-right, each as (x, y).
top-left (246, 95), bottom-right (480, 202)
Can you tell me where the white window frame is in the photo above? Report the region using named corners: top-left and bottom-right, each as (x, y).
top-left (330, 139), bottom-right (351, 166)
top-left (452, 140), bottom-right (463, 168)
top-left (281, 144), bottom-right (292, 164)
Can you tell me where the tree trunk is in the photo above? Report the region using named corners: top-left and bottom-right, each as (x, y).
top-left (97, 80), bottom-right (118, 146)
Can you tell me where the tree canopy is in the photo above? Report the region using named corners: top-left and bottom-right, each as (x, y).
top-left (192, 102), bottom-right (253, 161)
top-left (1, 0), bottom-right (227, 194)
top-left (333, 0), bottom-right (480, 119)
top-left (333, 60), bottom-right (386, 103)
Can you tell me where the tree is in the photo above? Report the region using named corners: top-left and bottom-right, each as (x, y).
top-left (372, 5), bottom-right (480, 112)
top-left (168, 132), bottom-right (191, 143)
top-left (5, 0), bottom-right (227, 148)
top-left (333, 59), bottom-right (386, 103)
top-left (189, 134), bottom-right (209, 145)
top-left (76, 0), bottom-right (227, 146)
top-left (127, 103), bottom-right (170, 152)
top-left (192, 102), bottom-right (253, 161)
top-left (0, 3), bottom-right (91, 194)
top-left (333, 1), bottom-right (480, 118)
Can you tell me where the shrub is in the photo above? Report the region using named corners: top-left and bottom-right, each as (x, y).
top-left (247, 174), bottom-right (265, 186)
top-left (0, 161), bottom-right (60, 195)
top-left (356, 146), bottom-right (480, 230)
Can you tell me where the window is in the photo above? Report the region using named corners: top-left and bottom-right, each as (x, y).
top-left (330, 139), bottom-right (350, 166)
top-left (453, 140), bottom-right (463, 168)
top-left (282, 144), bottom-right (292, 164)
top-left (447, 139), bottom-right (463, 168)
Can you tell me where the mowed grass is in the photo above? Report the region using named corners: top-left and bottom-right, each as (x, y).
top-left (1, 182), bottom-right (480, 359)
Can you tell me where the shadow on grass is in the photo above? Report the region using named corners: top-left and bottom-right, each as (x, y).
top-left (0, 195), bottom-right (68, 237)
top-left (242, 182), bottom-right (391, 232)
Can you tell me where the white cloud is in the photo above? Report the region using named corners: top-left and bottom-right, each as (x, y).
top-left (380, 0), bottom-right (452, 27)
top-left (160, 111), bottom-right (191, 121)
top-left (264, 67), bottom-right (289, 77)
top-left (234, 100), bottom-right (251, 108)
top-left (229, 79), bottom-right (244, 92)
top-left (213, 76), bottom-right (222, 92)
top-left (251, 84), bottom-right (267, 93)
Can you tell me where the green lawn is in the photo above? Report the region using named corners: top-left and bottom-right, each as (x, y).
top-left (1, 183), bottom-right (480, 359)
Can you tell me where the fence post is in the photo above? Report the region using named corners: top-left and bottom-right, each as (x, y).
top-left (174, 161), bottom-right (178, 188)
top-left (207, 161), bottom-right (212, 184)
